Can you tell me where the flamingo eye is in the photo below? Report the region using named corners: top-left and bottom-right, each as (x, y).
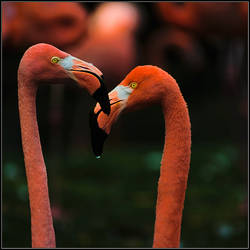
top-left (51, 56), bottom-right (61, 64)
top-left (129, 82), bottom-right (138, 89)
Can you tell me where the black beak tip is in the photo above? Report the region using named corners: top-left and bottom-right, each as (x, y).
top-left (92, 83), bottom-right (111, 116)
top-left (89, 111), bottom-right (108, 157)
top-left (95, 95), bottom-right (110, 115)
top-left (102, 103), bottom-right (111, 115)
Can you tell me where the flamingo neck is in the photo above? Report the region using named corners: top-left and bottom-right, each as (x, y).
top-left (153, 87), bottom-right (191, 248)
top-left (18, 77), bottom-right (56, 248)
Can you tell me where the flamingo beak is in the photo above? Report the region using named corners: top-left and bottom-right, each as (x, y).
top-left (60, 56), bottom-right (111, 114)
top-left (89, 85), bottom-right (130, 158)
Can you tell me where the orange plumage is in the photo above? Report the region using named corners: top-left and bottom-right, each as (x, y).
top-left (90, 65), bottom-right (191, 248)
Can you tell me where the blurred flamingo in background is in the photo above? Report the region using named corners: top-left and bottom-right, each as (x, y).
top-left (150, 2), bottom-right (248, 96)
top-left (89, 65), bottom-right (191, 248)
top-left (155, 2), bottom-right (247, 38)
top-left (2, 2), bottom-right (88, 49)
top-left (18, 43), bottom-right (110, 247)
top-left (68, 2), bottom-right (140, 88)
top-left (146, 27), bottom-right (205, 77)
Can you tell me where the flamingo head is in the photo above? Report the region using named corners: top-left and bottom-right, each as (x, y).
top-left (89, 65), bottom-right (170, 157)
top-left (18, 43), bottom-right (110, 114)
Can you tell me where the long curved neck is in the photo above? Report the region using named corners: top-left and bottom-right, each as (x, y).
top-left (153, 86), bottom-right (191, 248)
top-left (18, 76), bottom-right (56, 248)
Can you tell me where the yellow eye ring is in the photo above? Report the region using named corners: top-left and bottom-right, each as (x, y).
top-left (129, 82), bottom-right (138, 89)
top-left (51, 56), bottom-right (60, 64)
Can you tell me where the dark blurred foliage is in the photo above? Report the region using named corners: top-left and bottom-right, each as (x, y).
top-left (2, 2), bottom-right (248, 248)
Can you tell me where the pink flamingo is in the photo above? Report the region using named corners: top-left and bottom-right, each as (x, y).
top-left (155, 2), bottom-right (247, 38)
top-left (90, 65), bottom-right (191, 248)
top-left (18, 43), bottom-right (110, 248)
